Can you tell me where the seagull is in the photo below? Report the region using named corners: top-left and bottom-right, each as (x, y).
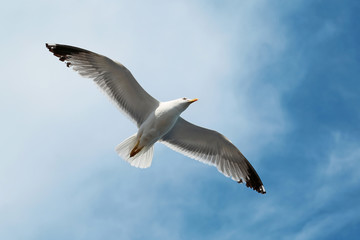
top-left (46, 43), bottom-right (266, 194)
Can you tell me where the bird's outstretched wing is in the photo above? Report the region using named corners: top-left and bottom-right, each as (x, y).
top-left (161, 118), bottom-right (266, 194)
top-left (46, 43), bottom-right (159, 127)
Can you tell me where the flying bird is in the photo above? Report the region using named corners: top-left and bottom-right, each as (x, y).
top-left (46, 43), bottom-right (266, 194)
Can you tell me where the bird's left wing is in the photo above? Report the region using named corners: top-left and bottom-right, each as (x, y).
top-left (46, 43), bottom-right (159, 127)
top-left (161, 117), bottom-right (266, 194)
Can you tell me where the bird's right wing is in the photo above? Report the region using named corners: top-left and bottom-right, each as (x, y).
top-left (161, 117), bottom-right (266, 194)
top-left (46, 43), bottom-right (159, 127)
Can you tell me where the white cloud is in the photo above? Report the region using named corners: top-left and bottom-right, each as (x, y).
top-left (325, 132), bottom-right (360, 180)
top-left (0, 0), bottom-right (294, 239)
top-left (236, 131), bottom-right (360, 240)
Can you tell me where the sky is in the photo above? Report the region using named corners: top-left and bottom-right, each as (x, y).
top-left (1, 0), bottom-right (359, 239)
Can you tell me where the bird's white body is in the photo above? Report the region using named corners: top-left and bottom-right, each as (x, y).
top-left (137, 100), bottom-right (185, 149)
top-left (115, 98), bottom-right (195, 169)
top-left (46, 43), bottom-right (266, 194)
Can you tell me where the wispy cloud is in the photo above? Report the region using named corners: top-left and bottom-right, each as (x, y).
top-left (1, 0), bottom-right (359, 240)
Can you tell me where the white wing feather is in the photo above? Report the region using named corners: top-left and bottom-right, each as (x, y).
top-left (46, 43), bottom-right (159, 127)
top-left (161, 118), bottom-right (266, 194)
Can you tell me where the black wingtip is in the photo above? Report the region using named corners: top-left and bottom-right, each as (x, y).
top-left (237, 165), bottom-right (266, 194)
top-left (45, 43), bottom-right (55, 53)
top-left (247, 175), bottom-right (266, 194)
top-left (45, 43), bottom-right (91, 67)
top-left (238, 182), bottom-right (266, 194)
top-left (238, 180), bottom-right (266, 194)
top-left (46, 43), bottom-right (90, 57)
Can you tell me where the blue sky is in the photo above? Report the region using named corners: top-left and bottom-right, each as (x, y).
top-left (1, 0), bottom-right (359, 239)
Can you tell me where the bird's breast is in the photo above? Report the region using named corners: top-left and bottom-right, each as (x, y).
top-left (138, 108), bottom-right (180, 146)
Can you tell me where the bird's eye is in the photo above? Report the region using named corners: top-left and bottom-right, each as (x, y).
top-left (183, 97), bottom-right (187, 100)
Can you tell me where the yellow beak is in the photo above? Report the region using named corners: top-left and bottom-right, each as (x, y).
top-left (188, 98), bottom-right (198, 103)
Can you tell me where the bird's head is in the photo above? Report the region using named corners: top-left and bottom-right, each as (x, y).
top-left (182, 97), bottom-right (198, 104)
top-left (172, 97), bottom-right (198, 113)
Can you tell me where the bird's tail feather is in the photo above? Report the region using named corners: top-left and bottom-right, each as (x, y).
top-left (115, 134), bottom-right (154, 168)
